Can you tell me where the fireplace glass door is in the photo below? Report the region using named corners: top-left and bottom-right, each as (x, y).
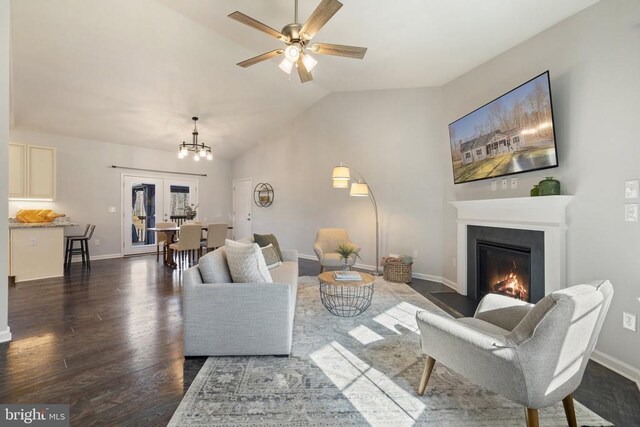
top-left (477, 241), bottom-right (531, 302)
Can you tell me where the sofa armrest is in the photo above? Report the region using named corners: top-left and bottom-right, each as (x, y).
top-left (183, 265), bottom-right (204, 286)
top-left (183, 281), bottom-right (295, 356)
top-left (416, 309), bottom-right (525, 406)
top-left (417, 310), bottom-right (512, 352)
top-left (313, 243), bottom-right (323, 260)
top-left (474, 293), bottom-right (533, 331)
top-left (280, 249), bottom-right (298, 263)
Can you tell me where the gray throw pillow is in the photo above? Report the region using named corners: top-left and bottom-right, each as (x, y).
top-left (225, 239), bottom-right (272, 283)
top-left (198, 247), bottom-right (232, 283)
top-left (261, 244), bottom-right (283, 270)
top-left (253, 233), bottom-right (283, 261)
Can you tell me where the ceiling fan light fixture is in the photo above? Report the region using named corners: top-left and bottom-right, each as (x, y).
top-left (193, 153), bottom-right (200, 162)
top-left (206, 152), bottom-right (213, 161)
top-left (302, 53), bottom-right (318, 72)
top-left (279, 57), bottom-right (294, 74)
top-left (284, 43), bottom-right (301, 62)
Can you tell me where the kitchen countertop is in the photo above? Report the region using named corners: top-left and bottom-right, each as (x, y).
top-left (9, 222), bottom-right (79, 229)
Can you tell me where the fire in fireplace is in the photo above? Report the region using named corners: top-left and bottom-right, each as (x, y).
top-left (477, 241), bottom-right (531, 302)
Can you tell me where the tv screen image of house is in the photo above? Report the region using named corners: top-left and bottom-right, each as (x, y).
top-left (448, 71), bottom-right (558, 184)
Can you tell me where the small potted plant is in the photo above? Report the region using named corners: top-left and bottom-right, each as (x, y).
top-left (336, 243), bottom-right (361, 271)
top-left (184, 204), bottom-right (198, 221)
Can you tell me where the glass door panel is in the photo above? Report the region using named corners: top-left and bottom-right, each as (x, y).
top-left (163, 179), bottom-right (198, 226)
top-left (123, 176), bottom-right (164, 255)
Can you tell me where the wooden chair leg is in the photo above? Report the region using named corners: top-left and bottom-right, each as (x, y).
top-left (417, 356), bottom-right (436, 395)
top-left (525, 408), bottom-right (539, 427)
top-left (157, 245), bottom-right (160, 262)
top-left (562, 394), bottom-right (577, 427)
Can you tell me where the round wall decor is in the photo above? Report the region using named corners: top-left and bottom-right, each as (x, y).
top-left (254, 183), bottom-right (274, 207)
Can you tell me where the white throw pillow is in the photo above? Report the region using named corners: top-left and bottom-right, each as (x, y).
top-left (225, 239), bottom-right (273, 283)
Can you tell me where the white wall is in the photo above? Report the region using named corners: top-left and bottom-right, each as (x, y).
top-left (9, 129), bottom-right (232, 258)
top-left (0, 0), bottom-right (11, 342)
top-left (233, 88), bottom-right (446, 279)
top-left (441, 0), bottom-right (640, 375)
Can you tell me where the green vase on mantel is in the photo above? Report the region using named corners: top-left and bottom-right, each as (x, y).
top-left (530, 185), bottom-right (539, 197)
top-left (538, 177), bottom-right (561, 196)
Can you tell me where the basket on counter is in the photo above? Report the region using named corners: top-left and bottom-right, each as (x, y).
top-left (382, 257), bottom-right (413, 283)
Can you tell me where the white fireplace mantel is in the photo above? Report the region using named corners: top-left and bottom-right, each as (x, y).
top-left (450, 196), bottom-right (574, 297)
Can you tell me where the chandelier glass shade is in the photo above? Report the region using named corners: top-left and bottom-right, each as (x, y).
top-left (178, 117), bottom-right (213, 161)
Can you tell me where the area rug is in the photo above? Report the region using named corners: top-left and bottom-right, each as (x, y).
top-left (169, 276), bottom-right (611, 426)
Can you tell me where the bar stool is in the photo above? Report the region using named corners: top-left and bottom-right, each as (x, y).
top-left (65, 225), bottom-right (96, 270)
top-left (64, 225), bottom-right (89, 266)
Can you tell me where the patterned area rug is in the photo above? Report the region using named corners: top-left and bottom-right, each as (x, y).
top-left (169, 277), bottom-right (611, 426)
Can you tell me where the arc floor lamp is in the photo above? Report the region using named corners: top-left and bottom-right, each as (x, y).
top-left (332, 163), bottom-right (380, 275)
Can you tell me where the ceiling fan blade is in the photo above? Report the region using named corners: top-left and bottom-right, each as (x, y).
top-left (296, 58), bottom-right (313, 83)
top-left (237, 49), bottom-right (284, 68)
top-left (311, 43), bottom-right (367, 59)
top-left (228, 11), bottom-right (288, 41)
top-left (300, 0), bottom-right (343, 40)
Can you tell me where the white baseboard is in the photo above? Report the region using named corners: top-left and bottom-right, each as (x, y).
top-left (0, 327), bottom-right (12, 343)
top-left (70, 253), bottom-right (122, 263)
top-left (412, 273), bottom-right (458, 291)
top-left (298, 253), bottom-right (318, 261)
top-left (299, 253), bottom-right (459, 291)
top-left (590, 349), bottom-right (640, 390)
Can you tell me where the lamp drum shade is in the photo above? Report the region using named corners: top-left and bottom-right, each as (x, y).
top-left (332, 179), bottom-right (349, 189)
top-left (332, 166), bottom-right (350, 181)
top-left (350, 182), bottom-right (369, 197)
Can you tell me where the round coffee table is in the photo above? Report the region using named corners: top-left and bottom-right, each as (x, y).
top-left (318, 271), bottom-right (375, 317)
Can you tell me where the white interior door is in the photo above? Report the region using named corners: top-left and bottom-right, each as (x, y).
top-left (232, 178), bottom-right (252, 240)
top-left (123, 176), bottom-right (164, 255)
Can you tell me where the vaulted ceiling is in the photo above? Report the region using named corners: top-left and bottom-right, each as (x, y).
top-left (10, 0), bottom-right (598, 159)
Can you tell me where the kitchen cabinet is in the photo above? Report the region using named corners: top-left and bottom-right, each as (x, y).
top-left (8, 144), bottom-right (56, 200)
top-left (8, 143), bottom-right (26, 198)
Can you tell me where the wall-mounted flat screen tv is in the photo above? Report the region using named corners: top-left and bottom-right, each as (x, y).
top-left (448, 71), bottom-right (558, 184)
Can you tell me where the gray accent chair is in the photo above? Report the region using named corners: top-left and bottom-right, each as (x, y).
top-left (183, 240), bottom-right (298, 356)
top-left (313, 228), bottom-right (360, 272)
top-left (415, 280), bottom-right (613, 427)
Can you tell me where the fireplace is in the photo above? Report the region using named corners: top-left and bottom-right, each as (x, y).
top-left (467, 225), bottom-right (545, 303)
top-left (477, 241), bottom-right (531, 302)
top-left (452, 197), bottom-right (573, 299)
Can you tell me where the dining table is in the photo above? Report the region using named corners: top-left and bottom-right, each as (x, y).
top-left (147, 225), bottom-right (233, 268)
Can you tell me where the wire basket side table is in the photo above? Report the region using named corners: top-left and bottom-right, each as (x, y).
top-left (318, 272), bottom-right (375, 317)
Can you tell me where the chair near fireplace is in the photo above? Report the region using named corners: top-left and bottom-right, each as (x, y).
top-left (415, 280), bottom-right (614, 427)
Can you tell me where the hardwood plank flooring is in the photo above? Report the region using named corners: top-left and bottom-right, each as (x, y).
top-left (0, 256), bottom-right (637, 426)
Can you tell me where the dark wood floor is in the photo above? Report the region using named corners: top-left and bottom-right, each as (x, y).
top-left (0, 256), bottom-right (637, 426)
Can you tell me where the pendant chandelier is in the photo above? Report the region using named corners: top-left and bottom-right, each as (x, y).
top-left (177, 117), bottom-right (213, 161)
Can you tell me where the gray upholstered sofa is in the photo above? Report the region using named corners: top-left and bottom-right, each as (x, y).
top-left (182, 242), bottom-right (298, 356)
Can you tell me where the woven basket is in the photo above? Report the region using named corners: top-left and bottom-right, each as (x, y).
top-left (383, 262), bottom-right (413, 283)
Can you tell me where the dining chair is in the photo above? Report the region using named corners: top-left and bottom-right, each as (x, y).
top-left (169, 224), bottom-right (202, 269)
top-left (201, 223), bottom-right (228, 253)
top-left (155, 221), bottom-right (176, 262)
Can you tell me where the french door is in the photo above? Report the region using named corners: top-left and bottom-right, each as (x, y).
top-left (122, 175), bottom-right (198, 255)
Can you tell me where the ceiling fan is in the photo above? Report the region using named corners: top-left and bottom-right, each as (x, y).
top-left (228, 0), bottom-right (367, 83)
